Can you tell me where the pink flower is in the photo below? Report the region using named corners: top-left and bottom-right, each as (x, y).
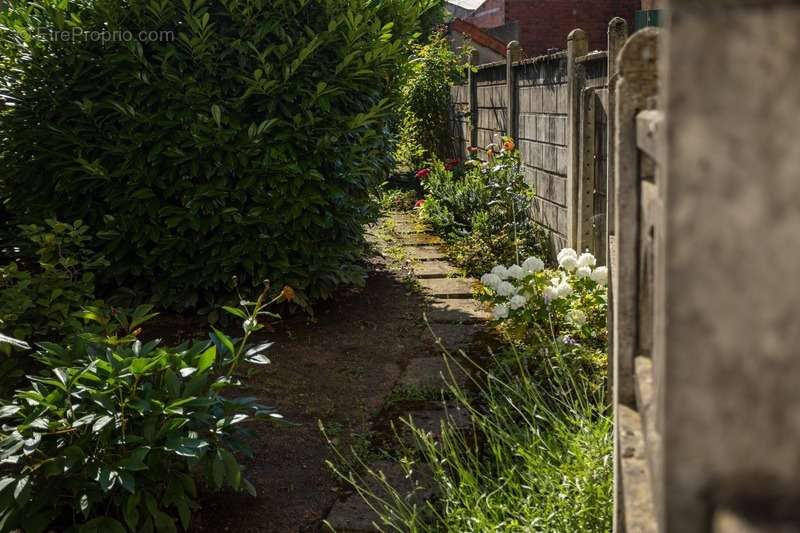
top-left (415, 168), bottom-right (431, 180)
top-left (414, 199), bottom-right (426, 209)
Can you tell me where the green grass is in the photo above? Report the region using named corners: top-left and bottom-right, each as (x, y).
top-left (329, 344), bottom-right (612, 533)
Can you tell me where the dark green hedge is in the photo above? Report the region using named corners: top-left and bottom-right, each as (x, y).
top-left (0, 0), bottom-right (439, 310)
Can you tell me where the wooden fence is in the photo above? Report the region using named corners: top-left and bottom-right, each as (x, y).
top-left (452, 1), bottom-right (800, 530)
top-left (451, 32), bottom-right (610, 256)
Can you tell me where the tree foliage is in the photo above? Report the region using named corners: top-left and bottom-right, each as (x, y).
top-left (0, 0), bottom-right (439, 310)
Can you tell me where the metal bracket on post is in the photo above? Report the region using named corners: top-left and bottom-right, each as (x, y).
top-left (506, 41), bottom-right (521, 141)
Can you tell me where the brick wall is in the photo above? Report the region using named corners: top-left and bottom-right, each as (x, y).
top-left (465, 0), bottom-right (505, 29)
top-left (507, 0), bottom-right (639, 56)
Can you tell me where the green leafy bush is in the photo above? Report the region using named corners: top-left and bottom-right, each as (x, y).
top-left (0, 0), bottom-right (438, 310)
top-left (0, 292), bottom-right (283, 532)
top-left (0, 220), bottom-right (107, 348)
top-left (417, 141), bottom-right (545, 276)
top-left (396, 30), bottom-right (470, 169)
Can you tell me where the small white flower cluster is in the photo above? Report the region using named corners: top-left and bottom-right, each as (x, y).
top-left (481, 256), bottom-right (545, 319)
top-left (481, 249), bottom-right (608, 320)
top-left (543, 272), bottom-right (573, 304)
top-left (557, 248), bottom-right (608, 286)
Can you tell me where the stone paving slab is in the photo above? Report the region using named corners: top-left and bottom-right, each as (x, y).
top-left (424, 299), bottom-right (491, 324)
top-left (412, 260), bottom-right (457, 279)
top-left (399, 234), bottom-right (443, 246)
top-left (397, 357), bottom-right (470, 391)
top-left (418, 277), bottom-right (475, 299)
top-left (406, 246), bottom-right (446, 261)
top-left (325, 461), bottom-right (434, 532)
top-left (425, 323), bottom-right (481, 352)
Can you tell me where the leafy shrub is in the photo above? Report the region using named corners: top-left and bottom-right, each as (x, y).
top-left (0, 290), bottom-right (285, 532)
top-left (417, 140), bottom-right (544, 276)
top-left (0, 220), bottom-right (107, 348)
top-left (0, 0), bottom-right (438, 310)
top-left (418, 160), bottom-right (491, 234)
top-left (396, 30), bottom-right (470, 169)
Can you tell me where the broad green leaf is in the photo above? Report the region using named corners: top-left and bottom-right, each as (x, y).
top-left (222, 306), bottom-right (247, 319)
top-left (195, 345), bottom-right (216, 374)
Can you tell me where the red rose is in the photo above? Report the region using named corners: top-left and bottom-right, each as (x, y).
top-left (415, 168), bottom-right (431, 180)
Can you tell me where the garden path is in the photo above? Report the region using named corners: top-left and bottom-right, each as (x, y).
top-left (194, 212), bottom-right (491, 532)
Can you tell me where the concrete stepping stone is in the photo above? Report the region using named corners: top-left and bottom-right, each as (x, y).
top-left (418, 277), bottom-right (475, 299)
top-left (426, 323), bottom-right (481, 352)
top-left (412, 260), bottom-right (457, 279)
top-left (406, 246), bottom-right (446, 261)
top-left (424, 299), bottom-right (490, 324)
top-left (325, 461), bottom-right (434, 532)
top-left (399, 234), bottom-right (443, 246)
top-left (397, 357), bottom-right (470, 391)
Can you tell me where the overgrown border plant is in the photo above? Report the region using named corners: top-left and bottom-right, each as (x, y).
top-left (0, 285), bottom-right (292, 532)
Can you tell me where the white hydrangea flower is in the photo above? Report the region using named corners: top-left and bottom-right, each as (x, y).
top-left (522, 256), bottom-right (544, 273)
top-left (567, 309), bottom-right (588, 326)
top-left (509, 294), bottom-right (527, 310)
top-left (492, 303), bottom-right (509, 320)
top-left (491, 265), bottom-right (510, 279)
top-left (559, 283), bottom-right (573, 298)
top-left (507, 264), bottom-right (525, 279)
top-left (590, 266), bottom-right (608, 286)
top-left (559, 255), bottom-right (578, 272)
top-left (543, 286), bottom-right (559, 304)
top-left (557, 248), bottom-right (578, 263)
top-left (577, 252), bottom-right (597, 269)
top-left (496, 281), bottom-right (515, 297)
top-left (481, 273), bottom-right (502, 289)
top-left (576, 266), bottom-right (592, 279)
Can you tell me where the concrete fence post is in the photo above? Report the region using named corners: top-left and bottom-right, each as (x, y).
top-left (468, 49), bottom-right (479, 149)
top-left (607, 17), bottom-right (628, 255)
top-left (613, 27), bottom-right (662, 533)
top-left (606, 16), bottom-right (628, 533)
top-left (665, 1), bottom-right (800, 531)
top-left (506, 41), bottom-right (522, 141)
top-left (566, 29), bottom-right (588, 249)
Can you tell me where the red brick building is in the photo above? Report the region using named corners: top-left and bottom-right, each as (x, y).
top-left (448, 0), bottom-right (640, 57)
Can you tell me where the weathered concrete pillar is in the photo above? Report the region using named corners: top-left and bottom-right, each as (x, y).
top-left (607, 18), bottom-right (628, 533)
top-left (577, 88), bottom-right (596, 252)
top-left (613, 27), bottom-right (661, 533)
top-left (506, 41), bottom-right (521, 141)
top-left (468, 49), bottom-right (479, 149)
top-left (607, 17), bottom-right (628, 249)
top-left (664, 2), bottom-right (800, 532)
top-left (566, 29), bottom-right (588, 249)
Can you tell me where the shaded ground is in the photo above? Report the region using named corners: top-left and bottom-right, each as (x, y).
top-left (191, 242), bottom-right (444, 532)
